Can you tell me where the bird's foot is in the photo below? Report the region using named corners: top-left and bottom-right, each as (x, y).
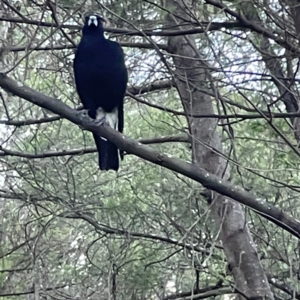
top-left (95, 115), bottom-right (108, 141)
top-left (105, 110), bottom-right (118, 130)
top-left (104, 120), bottom-right (112, 127)
top-left (94, 115), bottom-right (106, 126)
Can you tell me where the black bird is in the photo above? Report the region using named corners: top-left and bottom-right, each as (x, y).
top-left (73, 15), bottom-right (128, 171)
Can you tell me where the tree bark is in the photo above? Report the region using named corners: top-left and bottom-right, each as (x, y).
top-left (165, 0), bottom-right (274, 298)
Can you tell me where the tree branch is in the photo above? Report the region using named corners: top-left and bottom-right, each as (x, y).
top-left (162, 286), bottom-right (234, 300)
top-left (0, 16), bottom-right (248, 36)
top-left (0, 135), bottom-right (189, 159)
top-left (0, 285), bottom-right (74, 297)
top-left (67, 212), bottom-right (213, 255)
top-left (1, 13), bottom-right (299, 54)
top-left (9, 42), bottom-right (168, 51)
top-left (0, 80), bottom-right (173, 127)
top-left (204, 0), bottom-right (300, 55)
top-left (1, 73), bottom-right (300, 239)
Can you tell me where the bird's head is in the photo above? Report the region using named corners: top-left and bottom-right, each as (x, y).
top-left (82, 15), bottom-right (106, 36)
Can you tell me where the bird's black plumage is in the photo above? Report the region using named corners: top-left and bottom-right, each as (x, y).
top-left (73, 15), bottom-right (128, 171)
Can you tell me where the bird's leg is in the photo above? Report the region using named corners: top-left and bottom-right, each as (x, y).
top-left (95, 107), bottom-right (118, 140)
top-left (96, 107), bottom-right (106, 125)
top-left (105, 107), bottom-right (118, 130)
top-left (96, 107), bottom-right (107, 140)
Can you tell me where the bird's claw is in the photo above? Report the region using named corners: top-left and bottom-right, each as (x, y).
top-left (94, 116), bottom-right (111, 128)
top-left (95, 115), bottom-right (106, 126)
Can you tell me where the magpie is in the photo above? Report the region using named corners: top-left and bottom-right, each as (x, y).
top-left (73, 15), bottom-right (128, 171)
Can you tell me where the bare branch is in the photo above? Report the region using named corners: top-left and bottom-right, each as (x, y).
top-left (0, 135), bottom-right (189, 159)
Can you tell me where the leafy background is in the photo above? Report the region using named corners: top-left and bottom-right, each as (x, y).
top-left (0, 0), bottom-right (300, 299)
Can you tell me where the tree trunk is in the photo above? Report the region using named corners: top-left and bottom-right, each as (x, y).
top-left (165, 0), bottom-right (274, 298)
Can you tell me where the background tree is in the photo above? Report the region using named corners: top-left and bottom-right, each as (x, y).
top-left (1, 0), bottom-right (300, 299)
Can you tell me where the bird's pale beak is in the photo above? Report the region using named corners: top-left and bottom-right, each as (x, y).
top-left (88, 16), bottom-right (98, 27)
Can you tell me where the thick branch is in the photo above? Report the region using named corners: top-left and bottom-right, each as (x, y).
top-left (0, 73), bottom-right (300, 239)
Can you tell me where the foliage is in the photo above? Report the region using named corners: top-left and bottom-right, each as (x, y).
top-left (1, 0), bottom-right (300, 299)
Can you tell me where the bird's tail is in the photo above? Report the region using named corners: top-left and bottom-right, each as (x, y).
top-left (93, 133), bottom-right (119, 171)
